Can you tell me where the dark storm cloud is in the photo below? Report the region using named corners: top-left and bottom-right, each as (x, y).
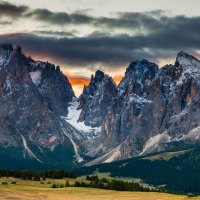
top-left (0, 1), bottom-right (28, 17)
top-left (27, 8), bottom-right (94, 25)
top-left (95, 11), bottom-right (164, 30)
top-left (0, 25), bottom-right (199, 68)
top-left (1, 1), bottom-right (199, 37)
top-left (26, 8), bottom-right (166, 30)
top-left (25, 8), bottom-right (200, 43)
top-left (0, 2), bottom-right (171, 31)
top-left (0, 2), bottom-right (163, 30)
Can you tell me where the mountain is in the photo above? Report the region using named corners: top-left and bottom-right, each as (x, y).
top-left (84, 51), bottom-right (200, 165)
top-left (0, 44), bottom-right (85, 169)
top-left (1, 43), bottom-right (200, 169)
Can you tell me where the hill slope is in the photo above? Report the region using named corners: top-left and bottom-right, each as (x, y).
top-left (77, 147), bottom-right (200, 193)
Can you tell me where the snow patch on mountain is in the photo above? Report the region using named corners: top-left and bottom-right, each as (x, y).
top-left (62, 100), bottom-right (101, 135)
top-left (30, 71), bottom-right (42, 86)
top-left (3, 76), bottom-right (12, 94)
top-left (129, 94), bottom-right (151, 104)
top-left (0, 51), bottom-right (10, 66)
top-left (0, 56), bottom-right (7, 66)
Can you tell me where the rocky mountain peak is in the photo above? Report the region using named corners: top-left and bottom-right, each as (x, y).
top-left (93, 70), bottom-right (105, 82)
top-left (177, 51), bottom-right (197, 59)
top-left (89, 70), bottom-right (105, 90)
top-left (78, 70), bottom-right (117, 127)
top-left (176, 51), bottom-right (200, 68)
top-left (118, 59), bottom-right (158, 96)
top-left (173, 51), bottom-right (200, 80)
top-left (28, 59), bottom-right (75, 115)
top-left (80, 70), bottom-right (107, 98)
top-left (125, 59), bottom-right (158, 76)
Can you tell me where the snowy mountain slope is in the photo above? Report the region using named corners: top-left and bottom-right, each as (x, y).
top-left (62, 99), bottom-right (101, 137)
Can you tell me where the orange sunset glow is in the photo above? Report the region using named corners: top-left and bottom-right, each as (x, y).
top-left (62, 69), bottom-right (123, 96)
top-left (112, 75), bottom-right (123, 85)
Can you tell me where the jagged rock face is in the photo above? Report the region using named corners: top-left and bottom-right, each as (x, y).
top-left (101, 60), bottom-right (159, 143)
top-left (0, 44), bottom-right (82, 168)
top-left (118, 59), bottom-right (158, 97)
top-left (78, 70), bottom-right (117, 127)
top-left (28, 58), bottom-right (75, 115)
top-left (87, 52), bottom-right (200, 165)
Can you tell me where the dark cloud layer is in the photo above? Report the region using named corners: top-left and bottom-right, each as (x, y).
top-left (0, 1), bottom-right (28, 17)
top-left (27, 9), bottom-right (93, 25)
top-left (1, 1), bottom-right (200, 37)
top-left (0, 28), bottom-right (199, 68)
top-left (0, 1), bottom-right (199, 69)
top-left (25, 8), bottom-right (171, 32)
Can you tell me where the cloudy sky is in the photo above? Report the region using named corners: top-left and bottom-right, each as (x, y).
top-left (0, 0), bottom-right (199, 96)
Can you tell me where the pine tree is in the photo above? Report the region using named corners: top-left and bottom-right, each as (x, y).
top-left (65, 180), bottom-right (70, 187)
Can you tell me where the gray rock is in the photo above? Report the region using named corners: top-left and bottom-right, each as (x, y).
top-left (86, 52), bottom-right (200, 165)
top-left (78, 70), bottom-right (117, 127)
top-left (0, 44), bottom-right (83, 168)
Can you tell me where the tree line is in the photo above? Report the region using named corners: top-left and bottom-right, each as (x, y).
top-left (52, 175), bottom-right (157, 192)
top-left (0, 169), bottom-right (76, 181)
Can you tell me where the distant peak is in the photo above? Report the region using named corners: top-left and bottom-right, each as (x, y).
top-left (126, 59), bottom-right (158, 76)
top-left (95, 70), bottom-right (105, 78)
top-left (173, 51), bottom-right (200, 79)
top-left (176, 51), bottom-right (199, 63)
top-left (90, 70), bottom-right (105, 83)
top-left (177, 51), bottom-right (189, 57)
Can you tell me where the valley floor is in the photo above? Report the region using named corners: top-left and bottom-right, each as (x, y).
top-left (0, 177), bottom-right (198, 200)
top-left (0, 187), bottom-right (191, 200)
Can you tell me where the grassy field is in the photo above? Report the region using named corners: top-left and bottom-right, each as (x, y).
top-left (79, 172), bottom-right (153, 188)
top-left (0, 177), bottom-right (198, 200)
top-left (80, 172), bottom-right (141, 182)
top-left (143, 150), bottom-right (191, 161)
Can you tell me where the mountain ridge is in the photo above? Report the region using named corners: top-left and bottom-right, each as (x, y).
top-left (1, 43), bottom-right (200, 169)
